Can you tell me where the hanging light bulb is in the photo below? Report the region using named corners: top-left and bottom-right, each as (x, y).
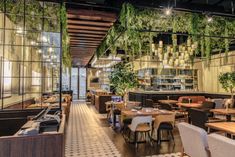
top-left (164, 7), bottom-right (172, 16)
top-left (207, 15), bottom-right (213, 22)
top-left (159, 41), bottom-right (163, 48)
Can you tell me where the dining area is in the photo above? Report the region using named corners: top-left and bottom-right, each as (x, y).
top-left (102, 93), bottom-right (235, 156)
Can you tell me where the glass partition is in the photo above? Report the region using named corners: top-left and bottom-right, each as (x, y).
top-left (0, 1), bottom-right (62, 110)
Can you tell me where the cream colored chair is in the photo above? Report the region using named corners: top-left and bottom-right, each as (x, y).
top-left (128, 116), bottom-right (152, 148)
top-left (152, 112), bottom-right (176, 144)
top-left (178, 122), bottom-right (210, 157)
top-left (208, 133), bottom-right (235, 157)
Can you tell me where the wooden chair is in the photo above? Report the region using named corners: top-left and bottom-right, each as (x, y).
top-left (128, 116), bottom-right (152, 148)
top-left (152, 112), bottom-right (176, 144)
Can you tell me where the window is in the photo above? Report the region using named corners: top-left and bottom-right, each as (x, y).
top-left (0, 1), bottom-right (62, 110)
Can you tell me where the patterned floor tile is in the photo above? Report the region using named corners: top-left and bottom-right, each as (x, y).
top-left (65, 103), bottom-right (121, 157)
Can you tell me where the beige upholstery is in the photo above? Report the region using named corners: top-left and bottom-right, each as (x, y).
top-left (208, 134), bottom-right (235, 157)
top-left (128, 116), bottom-right (152, 132)
top-left (178, 122), bottom-right (210, 157)
top-left (153, 113), bottom-right (176, 132)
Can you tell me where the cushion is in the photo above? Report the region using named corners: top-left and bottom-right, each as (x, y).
top-left (159, 122), bottom-right (173, 130)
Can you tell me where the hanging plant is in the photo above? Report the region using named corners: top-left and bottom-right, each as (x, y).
top-left (96, 3), bottom-right (235, 63)
top-left (61, 2), bottom-right (71, 68)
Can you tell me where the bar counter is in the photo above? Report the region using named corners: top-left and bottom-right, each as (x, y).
top-left (129, 90), bottom-right (231, 106)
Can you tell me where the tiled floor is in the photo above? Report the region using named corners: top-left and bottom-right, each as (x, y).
top-left (65, 102), bottom-right (183, 157)
top-left (65, 103), bottom-right (121, 157)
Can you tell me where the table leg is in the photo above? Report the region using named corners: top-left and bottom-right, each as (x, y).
top-left (226, 115), bottom-right (232, 121)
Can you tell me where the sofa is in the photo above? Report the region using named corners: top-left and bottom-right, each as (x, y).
top-left (177, 96), bottom-right (206, 108)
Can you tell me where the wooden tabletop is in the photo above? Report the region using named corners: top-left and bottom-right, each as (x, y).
top-left (121, 108), bottom-right (173, 117)
top-left (210, 108), bottom-right (235, 115)
top-left (176, 103), bottom-right (202, 108)
top-left (206, 122), bottom-right (235, 135)
top-left (159, 100), bottom-right (178, 104)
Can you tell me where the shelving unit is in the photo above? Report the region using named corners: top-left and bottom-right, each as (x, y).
top-left (137, 68), bottom-right (198, 91)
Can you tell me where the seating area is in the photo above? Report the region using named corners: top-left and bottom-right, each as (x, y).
top-left (0, 0), bottom-right (235, 157)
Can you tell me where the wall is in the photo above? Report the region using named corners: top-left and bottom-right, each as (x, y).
top-left (194, 51), bottom-right (235, 94)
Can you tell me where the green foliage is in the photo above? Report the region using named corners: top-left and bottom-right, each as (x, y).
top-left (219, 72), bottom-right (235, 95)
top-left (109, 63), bottom-right (139, 96)
top-left (96, 3), bottom-right (235, 62)
top-left (61, 3), bottom-right (71, 68)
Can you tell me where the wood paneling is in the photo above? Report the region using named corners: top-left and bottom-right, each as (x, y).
top-left (68, 29), bottom-right (107, 35)
top-left (68, 19), bottom-right (113, 27)
top-left (0, 115), bottom-right (66, 157)
top-left (67, 8), bottom-right (117, 66)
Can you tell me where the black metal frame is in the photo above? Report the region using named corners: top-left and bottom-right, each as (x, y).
top-left (0, 1), bottom-right (62, 111)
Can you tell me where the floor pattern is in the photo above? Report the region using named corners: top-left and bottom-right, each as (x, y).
top-left (145, 152), bottom-right (188, 157)
top-left (65, 103), bottom-right (121, 157)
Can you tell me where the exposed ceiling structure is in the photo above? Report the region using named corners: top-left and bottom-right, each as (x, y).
top-left (65, 0), bottom-right (235, 67)
top-left (67, 5), bottom-right (117, 66)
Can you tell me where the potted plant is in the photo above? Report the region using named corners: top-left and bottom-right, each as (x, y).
top-left (218, 72), bottom-right (235, 109)
top-left (109, 63), bottom-right (139, 106)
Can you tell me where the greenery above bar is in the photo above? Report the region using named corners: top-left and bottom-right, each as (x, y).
top-left (96, 3), bottom-right (235, 62)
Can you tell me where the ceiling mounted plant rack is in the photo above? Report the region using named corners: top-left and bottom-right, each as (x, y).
top-left (96, 3), bottom-right (235, 65)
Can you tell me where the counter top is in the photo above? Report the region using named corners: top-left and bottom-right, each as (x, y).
top-left (129, 90), bottom-right (231, 95)
top-left (129, 90), bottom-right (204, 94)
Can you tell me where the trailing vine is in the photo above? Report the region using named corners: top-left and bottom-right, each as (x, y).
top-left (96, 3), bottom-right (235, 63)
top-left (61, 2), bottom-right (71, 68)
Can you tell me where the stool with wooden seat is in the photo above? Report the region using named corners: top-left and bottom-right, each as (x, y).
top-left (152, 113), bottom-right (176, 144)
top-left (128, 116), bottom-right (152, 148)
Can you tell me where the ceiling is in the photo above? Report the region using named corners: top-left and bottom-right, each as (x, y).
top-left (65, 0), bottom-right (235, 66)
top-left (66, 3), bottom-right (117, 66)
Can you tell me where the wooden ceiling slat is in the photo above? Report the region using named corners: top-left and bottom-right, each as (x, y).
top-left (67, 19), bottom-right (113, 27)
top-left (70, 45), bottom-right (99, 48)
top-left (70, 37), bottom-right (103, 41)
top-left (69, 33), bottom-right (104, 38)
top-left (70, 40), bottom-right (101, 44)
top-left (67, 9), bottom-right (116, 22)
top-left (68, 29), bottom-right (107, 35)
top-left (67, 9), bottom-right (117, 66)
top-left (68, 25), bottom-right (110, 31)
top-left (67, 14), bottom-right (116, 22)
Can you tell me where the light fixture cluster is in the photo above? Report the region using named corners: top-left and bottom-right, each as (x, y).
top-left (151, 38), bottom-right (197, 67)
top-left (164, 7), bottom-right (213, 23)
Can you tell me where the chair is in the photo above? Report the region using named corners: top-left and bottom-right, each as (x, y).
top-left (128, 116), bottom-right (152, 148)
top-left (212, 99), bottom-right (224, 109)
top-left (188, 108), bottom-right (223, 130)
top-left (177, 122), bottom-right (210, 157)
top-left (152, 113), bottom-right (176, 144)
top-left (200, 101), bottom-right (216, 117)
top-left (145, 99), bottom-right (154, 108)
top-left (208, 133), bottom-right (235, 157)
top-left (159, 103), bottom-right (188, 122)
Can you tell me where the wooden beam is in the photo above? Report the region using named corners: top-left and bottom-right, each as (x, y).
top-left (70, 37), bottom-right (103, 41)
top-left (69, 33), bottom-right (104, 38)
top-left (70, 40), bottom-right (101, 44)
top-left (70, 45), bottom-right (98, 48)
top-left (68, 29), bottom-right (107, 35)
top-left (67, 19), bottom-right (113, 27)
top-left (68, 25), bottom-right (110, 31)
top-left (67, 14), bottom-right (116, 22)
top-left (67, 9), bottom-right (117, 22)
top-left (70, 44), bottom-right (99, 47)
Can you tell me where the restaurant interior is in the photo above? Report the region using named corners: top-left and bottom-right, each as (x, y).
top-left (0, 0), bottom-right (235, 157)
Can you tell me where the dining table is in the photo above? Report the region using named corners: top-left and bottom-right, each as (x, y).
top-left (210, 108), bottom-right (235, 121)
top-left (176, 102), bottom-right (202, 108)
top-left (158, 100), bottom-right (178, 105)
top-left (121, 108), bottom-right (173, 118)
top-left (206, 122), bottom-right (235, 135)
